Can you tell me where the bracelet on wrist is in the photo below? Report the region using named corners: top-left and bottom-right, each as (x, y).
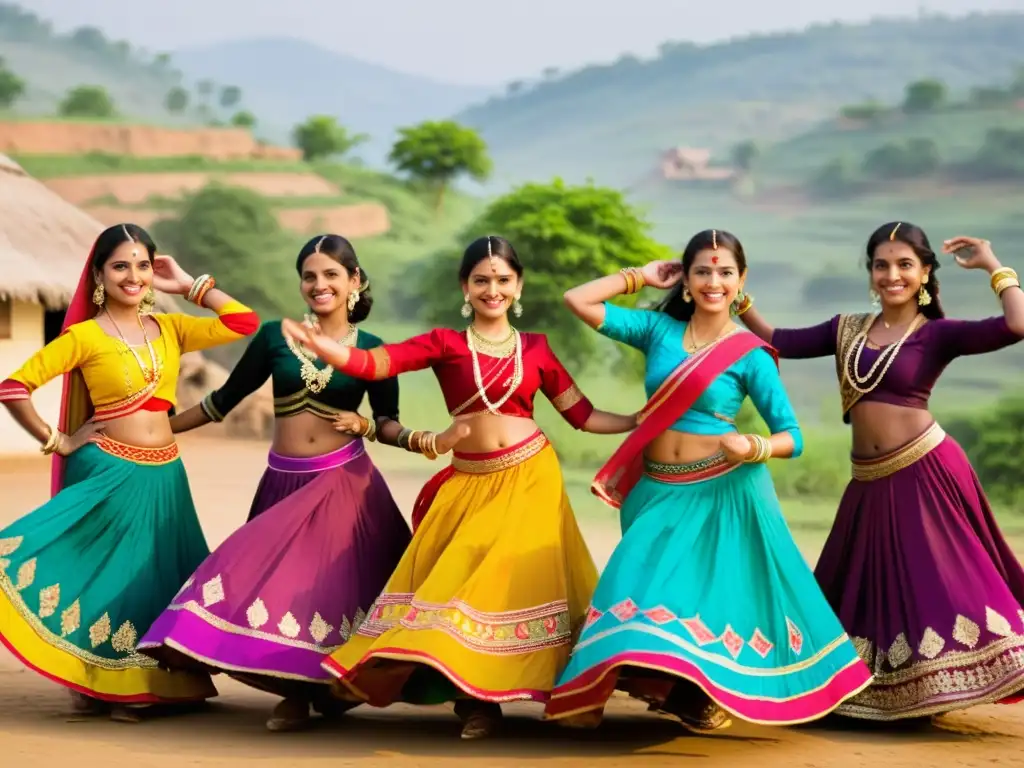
top-left (188, 274), bottom-right (216, 306)
top-left (743, 434), bottom-right (772, 464)
top-left (40, 426), bottom-right (62, 455)
top-left (989, 267), bottom-right (1017, 290)
top-left (618, 267), bottom-right (646, 295)
top-left (421, 432), bottom-right (439, 461)
top-left (397, 427), bottom-right (412, 451)
top-left (734, 293), bottom-right (754, 316)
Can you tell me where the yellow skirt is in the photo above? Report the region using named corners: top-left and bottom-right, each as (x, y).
top-left (321, 432), bottom-right (598, 704)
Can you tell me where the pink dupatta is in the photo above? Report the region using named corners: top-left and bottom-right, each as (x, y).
top-left (592, 330), bottom-right (777, 509)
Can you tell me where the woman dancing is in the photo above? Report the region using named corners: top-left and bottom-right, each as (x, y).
top-left (738, 222), bottom-right (1024, 721)
top-left (0, 223), bottom-right (259, 721)
top-left (138, 234), bottom-right (468, 731)
top-left (545, 229), bottom-right (873, 732)
top-left (281, 235), bottom-right (637, 739)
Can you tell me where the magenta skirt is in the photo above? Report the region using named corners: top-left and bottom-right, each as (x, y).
top-left (814, 424), bottom-right (1024, 720)
top-left (138, 439), bottom-right (411, 698)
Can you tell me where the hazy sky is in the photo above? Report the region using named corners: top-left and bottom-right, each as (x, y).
top-left (25, 0), bottom-right (1024, 85)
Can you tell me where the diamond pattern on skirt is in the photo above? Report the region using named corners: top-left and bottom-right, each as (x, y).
top-left (680, 615), bottom-right (717, 646)
top-left (953, 614), bottom-right (980, 648)
top-left (786, 617), bottom-right (804, 655)
top-left (584, 607), bottom-right (603, 627)
top-left (748, 628), bottom-right (773, 658)
top-left (202, 575), bottom-right (225, 607)
top-left (720, 625), bottom-right (744, 659)
top-left (609, 598), bottom-right (639, 621)
top-left (643, 606), bottom-right (677, 624)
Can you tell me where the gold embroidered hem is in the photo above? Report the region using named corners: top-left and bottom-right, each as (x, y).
top-left (95, 437), bottom-right (180, 466)
top-left (851, 423), bottom-right (945, 482)
top-left (450, 432), bottom-right (549, 474)
top-left (837, 634), bottom-right (1024, 720)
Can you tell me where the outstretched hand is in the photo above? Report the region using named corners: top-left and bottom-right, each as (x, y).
top-left (942, 236), bottom-right (1000, 272)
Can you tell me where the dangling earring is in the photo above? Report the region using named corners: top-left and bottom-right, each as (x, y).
top-left (869, 288), bottom-right (880, 308)
top-left (460, 295), bottom-right (472, 319)
top-left (682, 287), bottom-right (692, 303)
top-left (730, 289), bottom-right (746, 316)
top-left (92, 284), bottom-right (106, 306)
top-left (138, 288), bottom-right (156, 315)
top-left (512, 296), bottom-right (523, 318)
top-left (918, 274), bottom-right (932, 306)
top-left (348, 290), bottom-right (359, 312)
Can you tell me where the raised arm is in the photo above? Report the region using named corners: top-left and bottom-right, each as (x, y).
top-left (764, 315), bottom-right (839, 360)
top-left (740, 348), bottom-right (803, 460)
top-left (564, 260), bottom-right (682, 329)
top-left (174, 323), bottom-right (273, 433)
top-left (281, 321), bottom-right (446, 381)
top-left (164, 296), bottom-right (260, 354)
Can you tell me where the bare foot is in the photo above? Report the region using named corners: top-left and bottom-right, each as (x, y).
top-left (266, 697), bottom-right (311, 732)
top-left (435, 422), bottom-right (472, 455)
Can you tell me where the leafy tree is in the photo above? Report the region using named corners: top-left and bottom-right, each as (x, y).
top-left (69, 26), bottom-right (106, 53)
top-left (219, 85), bottom-right (242, 110)
top-left (839, 101), bottom-right (887, 121)
top-left (808, 157), bottom-right (860, 198)
top-left (411, 178), bottom-right (674, 365)
top-left (58, 85), bottom-right (116, 118)
top-left (731, 140), bottom-right (759, 172)
top-left (293, 115), bottom-right (368, 161)
top-left (945, 395), bottom-right (1024, 505)
top-left (902, 79), bottom-right (947, 113)
top-left (164, 86), bottom-right (189, 114)
top-left (231, 110), bottom-right (257, 128)
top-left (0, 56), bottom-right (26, 109)
top-left (862, 138), bottom-right (940, 179)
top-left (388, 120), bottom-right (491, 211)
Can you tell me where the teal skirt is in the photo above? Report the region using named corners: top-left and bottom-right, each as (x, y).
top-left (546, 460), bottom-right (872, 725)
top-left (0, 440), bottom-right (217, 703)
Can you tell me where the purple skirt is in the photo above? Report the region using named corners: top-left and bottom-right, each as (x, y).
top-left (138, 439), bottom-right (411, 698)
top-left (814, 424), bottom-right (1024, 720)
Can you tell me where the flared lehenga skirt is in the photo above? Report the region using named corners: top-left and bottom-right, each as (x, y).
top-left (546, 454), bottom-right (873, 725)
top-left (321, 432), bottom-right (599, 705)
top-left (138, 439), bottom-right (411, 698)
top-left (0, 438), bottom-right (216, 703)
top-left (815, 423), bottom-right (1024, 720)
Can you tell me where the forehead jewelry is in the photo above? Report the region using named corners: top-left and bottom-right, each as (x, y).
top-left (711, 229), bottom-right (718, 250)
top-left (487, 236), bottom-right (498, 273)
top-left (889, 222), bottom-right (902, 241)
top-left (314, 235), bottom-right (326, 253)
top-left (121, 224), bottom-right (138, 257)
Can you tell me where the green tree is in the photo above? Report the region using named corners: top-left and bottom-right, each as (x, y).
top-left (902, 78), bottom-right (947, 113)
top-left (219, 85), bottom-right (242, 110)
top-left (862, 138), bottom-right (940, 179)
top-left (164, 86), bottom-right (189, 114)
top-left (731, 140), bottom-right (759, 172)
top-left (293, 115), bottom-right (368, 161)
top-left (0, 56), bottom-right (26, 109)
top-left (411, 178), bottom-right (674, 365)
top-left (58, 85), bottom-right (116, 118)
top-left (388, 120), bottom-right (491, 211)
top-left (839, 101), bottom-right (887, 122)
top-left (944, 394), bottom-right (1024, 506)
top-left (231, 110), bottom-right (257, 128)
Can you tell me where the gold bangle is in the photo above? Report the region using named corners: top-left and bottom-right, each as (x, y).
top-left (743, 434), bottom-right (771, 464)
top-left (994, 278), bottom-right (1020, 297)
top-left (422, 432), bottom-right (438, 461)
top-left (990, 268), bottom-right (1017, 290)
top-left (407, 430), bottom-right (421, 453)
top-left (734, 294), bottom-right (754, 316)
top-left (618, 267), bottom-right (645, 295)
top-left (40, 426), bottom-right (61, 455)
top-left (619, 267), bottom-right (634, 295)
top-left (397, 427), bottom-right (412, 450)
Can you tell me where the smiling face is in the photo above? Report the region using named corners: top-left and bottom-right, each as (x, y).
top-left (870, 241), bottom-right (928, 309)
top-left (684, 248), bottom-right (744, 316)
top-left (299, 252), bottom-right (359, 317)
top-left (461, 256), bottom-right (521, 321)
top-left (94, 239), bottom-right (152, 309)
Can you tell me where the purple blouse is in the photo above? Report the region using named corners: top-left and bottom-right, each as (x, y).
top-left (771, 315), bottom-right (1021, 416)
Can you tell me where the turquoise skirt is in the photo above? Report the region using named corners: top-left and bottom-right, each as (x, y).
top-left (0, 439), bottom-right (217, 703)
top-left (546, 459), bottom-right (872, 725)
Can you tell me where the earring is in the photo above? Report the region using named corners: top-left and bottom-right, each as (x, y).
top-left (918, 286), bottom-right (932, 306)
top-left (869, 289), bottom-right (880, 308)
top-left (348, 290), bottom-right (359, 312)
top-left (682, 287), bottom-right (692, 303)
top-left (138, 288), bottom-right (156, 315)
top-left (460, 295), bottom-right (472, 319)
top-left (512, 297), bottom-right (523, 318)
top-left (92, 284), bottom-right (105, 306)
top-left (731, 290), bottom-right (746, 315)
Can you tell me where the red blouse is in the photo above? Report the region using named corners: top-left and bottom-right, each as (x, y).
top-left (339, 328), bottom-right (595, 429)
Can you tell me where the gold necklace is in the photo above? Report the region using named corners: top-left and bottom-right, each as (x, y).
top-left (844, 314), bottom-right (923, 394)
top-left (683, 322), bottom-right (731, 353)
top-left (106, 312), bottom-right (161, 385)
top-left (466, 327), bottom-right (523, 413)
top-left (467, 325), bottom-right (516, 358)
top-left (285, 325), bottom-right (357, 394)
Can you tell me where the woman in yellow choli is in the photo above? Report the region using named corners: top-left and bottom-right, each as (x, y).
top-left (0, 223), bottom-right (259, 721)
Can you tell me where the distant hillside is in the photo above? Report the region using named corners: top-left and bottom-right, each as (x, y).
top-left (171, 38), bottom-right (494, 164)
top-left (455, 12), bottom-right (1024, 189)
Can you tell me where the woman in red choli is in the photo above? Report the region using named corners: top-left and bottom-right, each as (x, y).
top-left (740, 223), bottom-right (1024, 722)
top-left (282, 235), bottom-right (637, 739)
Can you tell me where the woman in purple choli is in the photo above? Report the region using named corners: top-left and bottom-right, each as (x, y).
top-left (739, 222), bottom-right (1024, 721)
top-left (136, 235), bottom-right (469, 732)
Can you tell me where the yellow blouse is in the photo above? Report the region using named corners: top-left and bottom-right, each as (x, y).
top-left (5, 300), bottom-right (258, 412)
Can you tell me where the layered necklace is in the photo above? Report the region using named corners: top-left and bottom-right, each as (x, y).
top-left (466, 324), bottom-right (523, 414)
top-left (106, 311), bottom-right (161, 385)
top-left (286, 320), bottom-right (358, 394)
top-left (843, 313), bottom-right (924, 394)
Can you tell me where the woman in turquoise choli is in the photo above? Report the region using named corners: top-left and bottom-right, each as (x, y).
top-left (544, 229), bottom-right (872, 732)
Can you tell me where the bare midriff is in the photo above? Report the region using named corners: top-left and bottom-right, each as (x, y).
top-left (850, 401), bottom-right (936, 458)
top-left (102, 410), bottom-right (176, 448)
top-left (645, 430), bottom-right (732, 465)
top-left (452, 412), bottom-right (543, 453)
top-left (271, 410), bottom-right (357, 457)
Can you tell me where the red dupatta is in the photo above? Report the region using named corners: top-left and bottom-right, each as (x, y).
top-left (592, 330), bottom-right (777, 509)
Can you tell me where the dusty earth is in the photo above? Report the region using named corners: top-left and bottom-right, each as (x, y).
top-left (2, 435), bottom-right (1023, 767)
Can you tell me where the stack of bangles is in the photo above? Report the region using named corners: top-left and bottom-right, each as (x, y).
top-left (188, 274), bottom-right (216, 307)
top-left (743, 434), bottom-right (772, 464)
top-left (734, 293), bottom-right (754, 316)
top-left (619, 267), bottom-right (646, 295)
top-left (398, 427), bottom-right (438, 460)
top-left (990, 267), bottom-right (1020, 298)
top-left (40, 426), bottom-right (64, 456)
top-left (353, 415), bottom-right (378, 442)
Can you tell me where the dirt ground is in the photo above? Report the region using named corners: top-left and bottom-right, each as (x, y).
top-left (2, 435), bottom-right (1022, 767)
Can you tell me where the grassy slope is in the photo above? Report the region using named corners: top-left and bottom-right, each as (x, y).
top-left (456, 13), bottom-right (1024, 189)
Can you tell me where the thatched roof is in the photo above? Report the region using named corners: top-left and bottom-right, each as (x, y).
top-left (0, 154), bottom-right (172, 312)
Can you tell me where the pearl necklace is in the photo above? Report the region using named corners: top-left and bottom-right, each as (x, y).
top-left (106, 312), bottom-right (161, 385)
top-left (466, 326), bottom-right (523, 414)
top-left (285, 324), bottom-right (357, 394)
top-left (843, 313), bottom-right (924, 394)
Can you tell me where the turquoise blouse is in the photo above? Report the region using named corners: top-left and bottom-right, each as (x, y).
top-left (599, 303), bottom-right (803, 456)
